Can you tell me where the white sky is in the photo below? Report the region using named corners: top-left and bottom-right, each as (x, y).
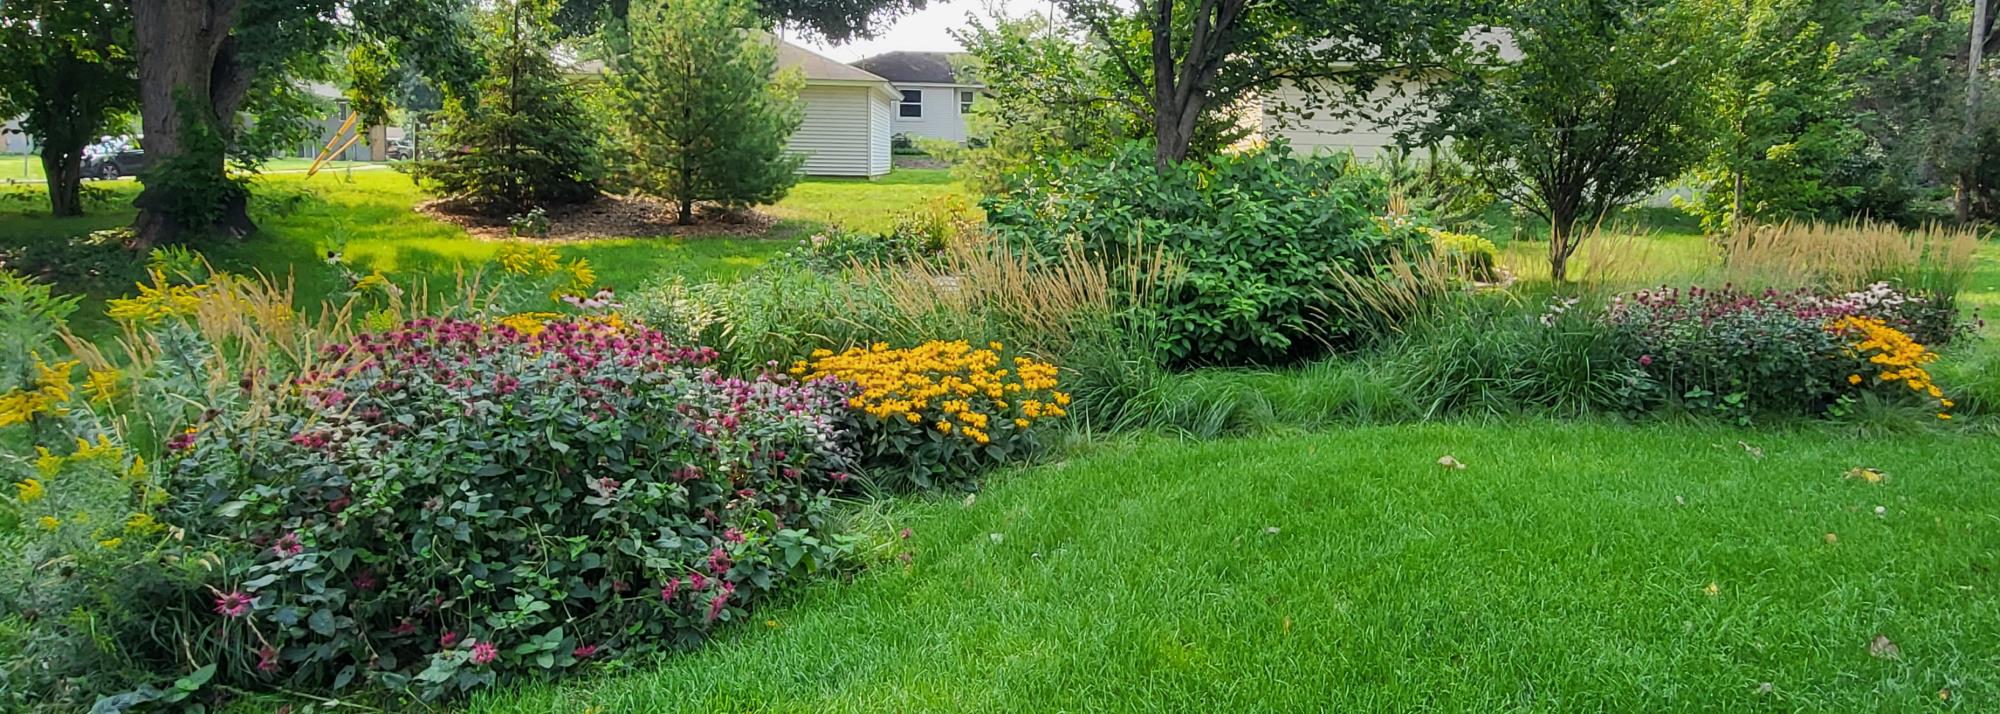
top-left (787, 0), bottom-right (1058, 62)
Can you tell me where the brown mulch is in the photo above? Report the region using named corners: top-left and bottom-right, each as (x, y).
top-left (418, 193), bottom-right (777, 242)
top-left (893, 155), bottom-right (952, 170)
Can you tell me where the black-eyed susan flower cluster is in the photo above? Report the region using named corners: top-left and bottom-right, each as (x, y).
top-left (1827, 315), bottom-right (1954, 419)
top-left (791, 340), bottom-right (1069, 490)
top-left (497, 243), bottom-right (597, 301)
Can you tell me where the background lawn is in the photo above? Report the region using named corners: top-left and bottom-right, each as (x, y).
top-left (0, 167), bottom-right (966, 338)
top-left (478, 421), bottom-right (2000, 712)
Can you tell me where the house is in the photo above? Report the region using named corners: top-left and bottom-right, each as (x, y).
top-left (298, 83), bottom-right (398, 162)
top-left (775, 41), bottom-right (899, 177)
top-left (851, 51), bottom-right (982, 144)
top-left (1249, 30), bottom-right (1520, 160)
top-left (1, 118), bottom-right (28, 154)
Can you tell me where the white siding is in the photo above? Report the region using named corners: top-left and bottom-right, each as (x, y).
top-left (889, 83), bottom-right (973, 143)
top-left (1258, 76), bottom-right (1431, 160)
top-left (868, 91), bottom-right (893, 176)
top-left (1, 118), bottom-right (29, 154)
top-left (789, 85), bottom-right (877, 176)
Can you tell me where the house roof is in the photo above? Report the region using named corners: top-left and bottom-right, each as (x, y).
top-left (776, 39), bottom-right (894, 85)
top-left (852, 51), bottom-right (973, 85)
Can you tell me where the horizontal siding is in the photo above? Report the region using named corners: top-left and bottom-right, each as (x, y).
top-left (1259, 76), bottom-right (1431, 160)
top-left (888, 83), bottom-right (970, 143)
top-left (869, 92), bottom-right (893, 176)
top-left (790, 86), bottom-right (875, 176)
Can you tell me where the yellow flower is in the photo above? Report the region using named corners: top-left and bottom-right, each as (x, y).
top-left (936, 421), bottom-right (953, 434)
top-left (13, 478), bottom-right (45, 503)
top-left (127, 454), bottom-right (148, 480)
top-left (84, 368), bottom-right (120, 404)
top-left (36, 516), bottom-right (60, 531)
top-left (34, 447), bottom-right (62, 477)
top-left (124, 512), bottom-right (162, 536)
top-left (1847, 374), bottom-right (1862, 385)
top-left (1014, 418), bottom-right (1030, 428)
top-left (105, 270), bottom-right (209, 323)
top-left (353, 271), bottom-right (391, 291)
top-left (97, 537), bottom-right (123, 549)
top-left (72, 434), bottom-right (122, 462)
top-left (1938, 413), bottom-right (1953, 421)
top-left (496, 312), bottom-right (561, 336)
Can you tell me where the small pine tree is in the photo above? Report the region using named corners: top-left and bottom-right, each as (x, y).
top-left (414, 0), bottom-right (601, 214)
top-left (609, 0), bottom-right (804, 225)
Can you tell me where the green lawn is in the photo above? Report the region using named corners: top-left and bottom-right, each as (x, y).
top-left (477, 421), bottom-right (2000, 712)
top-left (0, 155), bottom-right (384, 184)
top-left (0, 167), bottom-right (965, 337)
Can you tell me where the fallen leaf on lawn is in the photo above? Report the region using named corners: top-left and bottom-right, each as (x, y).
top-left (1756, 682), bottom-right (1773, 694)
top-left (1939, 689), bottom-right (1951, 701)
top-left (1844, 467), bottom-right (1886, 484)
top-left (763, 619), bottom-right (780, 629)
top-left (962, 493), bottom-right (977, 508)
top-left (1675, 495), bottom-right (1686, 506)
top-left (1824, 532), bottom-right (1838, 544)
top-left (1875, 506), bottom-right (1887, 517)
top-left (1704, 582), bottom-right (1720, 597)
top-left (1437, 455), bottom-right (1466, 470)
top-left (1738, 441), bottom-right (1765, 460)
top-left (1264, 526), bottom-right (1281, 536)
top-left (988, 532), bottom-right (1004, 544)
top-left (1282, 616), bottom-right (1292, 634)
top-left (1868, 634), bottom-right (1901, 659)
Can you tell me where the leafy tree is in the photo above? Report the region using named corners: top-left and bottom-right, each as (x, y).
top-left (0, 0), bottom-right (136, 217)
top-left (413, 0), bottom-right (603, 214)
top-left (554, 0), bottom-right (928, 42)
top-left (605, 0), bottom-right (803, 224)
top-left (1841, 0), bottom-right (1999, 223)
top-left (1422, 0), bottom-right (1725, 282)
top-left (129, 0), bottom-right (480, 246)
top-left (1692, 0), bottom-right (1884, 231)
top-left (1051, 0), bottom-right (1493, 169)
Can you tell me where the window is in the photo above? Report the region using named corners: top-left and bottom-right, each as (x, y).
top-left (899, 90), bottom-right (922, 118)
top-left (959, 90), bottom-right (975, 114)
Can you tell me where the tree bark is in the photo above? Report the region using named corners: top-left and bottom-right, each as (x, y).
top-left (1963, 0), bottom-right (1989, 224)
top-left (40, 149), bottom-right (84, 217)
top-left (131, 0), bottom-right (252, 247)
top-left (1548, 211), bottom-right (1575, 284)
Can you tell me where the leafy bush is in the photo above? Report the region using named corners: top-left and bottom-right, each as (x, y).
top-left (984, 143), bottom-right (1422, 366)
top-left (1426, 227), bottom-right (1499, 282)
top-left (791, 340), bottom-right (1066, 491)
top-left (626, 268), bottom-right (891, 369)
top-left (162, 317), bottom-right (857, 698)
top-left (776, 196), bottom-right (976, 273)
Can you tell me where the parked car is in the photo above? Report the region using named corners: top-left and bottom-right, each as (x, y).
top-left (84, 149), bottom-right (147, 180)
top-left (387, 138), bottom-right (415, 161)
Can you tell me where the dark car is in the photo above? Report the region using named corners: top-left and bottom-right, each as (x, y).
top-left (84, 149), bottom-right (148, 180)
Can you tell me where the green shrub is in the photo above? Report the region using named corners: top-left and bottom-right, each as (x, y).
top-left (159, 318), bottom-right (856, 699)
top-left (1426, 228), bottom-right (1500, 282)
top-left (626, 268), bottom-right (892, 369)
top-left (983, 142), bottom-right (1423, 366)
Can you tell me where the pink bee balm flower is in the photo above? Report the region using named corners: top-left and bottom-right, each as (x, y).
top-left (256, 645), bottom-right (281, 673)
top-left (723, 528), bottom-right (746, 543)
top-left (214, 590), bottom-right (253, 618)
top-left (660, 579), bottom-right (680, 602)
top-left (470, 640), bottom-right (499, 665)
top-left (439, 630), bottom-right (460, 648)
top-left (272, 532), bottom-right (304, 558)
top-left (1638, 354), bottom-right (1655, 366)
top-left (573, 644), bottom-right (599, 659)
top-left (706, 582), bottom-right (735, 622)
top-left (689, 572), bottom-right (708, 591)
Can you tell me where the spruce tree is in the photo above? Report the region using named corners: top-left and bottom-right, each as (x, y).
top-left (609, 0), bottom-right (803, 225)
top-left (415, 0), bottom-right (601, 214)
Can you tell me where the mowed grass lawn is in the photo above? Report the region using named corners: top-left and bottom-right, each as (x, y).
top-left (0, 167), bottom-right (965, 337)
top-left (478, 422), bottom-right (2000, 712)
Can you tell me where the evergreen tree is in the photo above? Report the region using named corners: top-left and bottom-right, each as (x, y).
top-left (608, 0), bottom-right (803, 225)
top-left (415, 0), bottom-right (602, 214)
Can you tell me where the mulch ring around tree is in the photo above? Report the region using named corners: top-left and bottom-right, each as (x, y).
top-left (418, 193), bottom-right (778, 242)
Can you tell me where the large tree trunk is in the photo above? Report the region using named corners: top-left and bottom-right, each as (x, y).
top-left (1548, 211), bottom-right (1577, 284)
top-left (40, 149), bottom-right (84, 218)
top-left (131, 0), bottom-right (252, 247)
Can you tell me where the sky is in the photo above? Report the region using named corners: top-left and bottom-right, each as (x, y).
top-left (787, 0), bottom-right (1057, 62)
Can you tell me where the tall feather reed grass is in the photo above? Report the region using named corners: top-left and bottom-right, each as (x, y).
top-left (1716, 220), bottom-right (1980, 294)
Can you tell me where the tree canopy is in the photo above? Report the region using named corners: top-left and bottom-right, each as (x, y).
top-left (0, 0), bottom-right (138, 217)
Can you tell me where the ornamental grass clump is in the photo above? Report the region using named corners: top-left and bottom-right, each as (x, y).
top-left (792, 340), bottom-right (1066, 491)
top-left (158, 316), bottom-right (858, 698)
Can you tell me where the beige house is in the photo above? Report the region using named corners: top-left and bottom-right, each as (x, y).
top-left (776, 41), bottom-right (899, 177)
top-left (1249, 30), bottom-right (1520, 159)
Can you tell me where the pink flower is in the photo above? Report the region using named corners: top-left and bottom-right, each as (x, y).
top-left (470, 640), bottom-right (499, 665)
top-left (573, 644), bottom-right (599, 659)
top-left (391, 620), bottom-right (417, 636)
top-left (214, 590), bottom-right (253, 618)
top-left (351, 570), bottom-right (377, 591)
top-left (256, 645), bottom-right (281, 673)
top-left (709, 547), bottom-right (732, 574)
top-left (689, 572), bottom-right (708, 591)
top-left (899, 528), bottom-right (913, 540)
top-left (706, 582), bottom-right (735, 622)
top-left (272, 532), bottom-right (304, 559)
top-left (722, 528), bottom-right (746, 543)
top-left (1638, 354), bottom-right (1654, 366)
top-left (660, 579), bottom-right (681, 602)
top-left (439, 630), bottom-right (460, 648)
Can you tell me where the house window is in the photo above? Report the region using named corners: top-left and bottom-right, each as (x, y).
top-left (959, 90), bottom-right (975, 114)
top-left (899, 90), bottom-right (922, 118)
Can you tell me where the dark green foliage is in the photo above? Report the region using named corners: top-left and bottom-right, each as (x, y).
top-left (162, 319), bottom-right (856, 699)
top-left (606, 0), bottom-right (802, 225)
top-left (410, 0), bottom-right (602, 214)
top-left (984, 143), bottom-right (1423, 366)
top-left (135, 93), bottom-right (251, 236)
